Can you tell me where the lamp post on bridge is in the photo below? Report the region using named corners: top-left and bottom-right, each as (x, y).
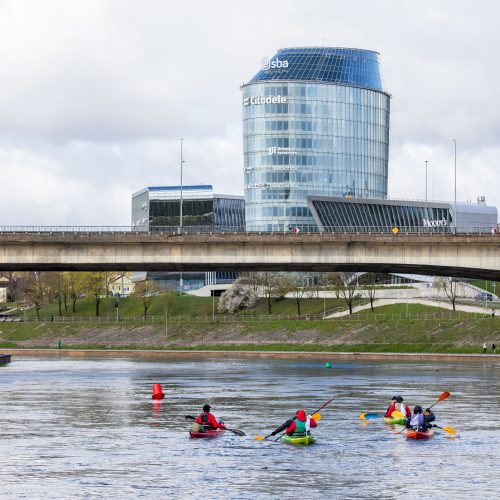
top-left (179, 139), bottom-right (187, 294)
top-left (453, 139), bottom-right (457, 234)
top-left (425, 160), bottom-right (428, 202)
top-left (179, 138), bottom-right (186, 232)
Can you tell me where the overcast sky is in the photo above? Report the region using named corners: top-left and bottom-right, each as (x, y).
top-left (1, 0), bottom-right (499, 225)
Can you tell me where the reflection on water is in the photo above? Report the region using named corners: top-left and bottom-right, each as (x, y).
top-left (0, 357), bottom-right (498, 498)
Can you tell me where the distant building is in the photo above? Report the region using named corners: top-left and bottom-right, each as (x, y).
top-left (308, 195), bottom-right (498, 232)
top-left (131, 185), bottom-right (245, 231)
top-left (0, 276), bottom-right (8, 303)
top-left (108, 274), bottom-right (135, 297)
top-left (131, 185), bottom-right (245, 291)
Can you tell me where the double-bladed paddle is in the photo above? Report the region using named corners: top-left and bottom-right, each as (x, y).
top-left (397, 391), bottom-right (453, 435)
top-left (360, 410), bottom-right (406, 421)
top-left (184, 415), bottom-right (245, 436)
top-left (254, 397), bottom-right (334, 441)
top-left (427, 391), bottom-right (451, 410)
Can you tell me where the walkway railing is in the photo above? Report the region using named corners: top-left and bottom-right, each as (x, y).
top-left (0, 225), bottom-right (498, 235)
top-left (3, 310), bottom-right (497, 324)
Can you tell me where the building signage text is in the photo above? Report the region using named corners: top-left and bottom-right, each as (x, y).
top-left (243, 95), bottom-right (287, 106)
top-left (245, 182), bottom-right (299, 190)
top-left (262, 57), bottom-right (289, 70)
top-left (268, 147), bottom-right (297, 155)
top-left (422, 218), bottom-right (448, 227)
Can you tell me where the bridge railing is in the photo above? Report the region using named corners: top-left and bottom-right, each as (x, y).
top-left (0, 225), bottom-right (498, 235)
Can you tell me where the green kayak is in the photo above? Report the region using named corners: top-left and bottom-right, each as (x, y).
top-left (383, 416), bottom-right (407, 426)
top-left (280, 434), bottom-right (316, 446)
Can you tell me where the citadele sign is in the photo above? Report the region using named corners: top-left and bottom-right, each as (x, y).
top-left (243, 95), bottom-right (287, 106)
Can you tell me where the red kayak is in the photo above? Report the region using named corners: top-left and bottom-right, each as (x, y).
top-left (405, 429), bottom-right (434, 440)
top-left (189, 429), bottom-right (225, 439)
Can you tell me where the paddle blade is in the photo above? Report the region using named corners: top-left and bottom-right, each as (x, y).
top-left (184, 415), bottom-right (196, 421)
top-left (442, 426), bottom-right (456, 435)
top-left (228, 428), bottom-right (245, 436)
top-left (391, 411), bottom-right (405, 419)
top-left (439, 391), bottom-right (451, 402)
top-left (360, 413), bottom-right (381, 420)
top-left (254, 435), bottom-right (266, 441)
top-left (311, 413), bottom-right (321, 421)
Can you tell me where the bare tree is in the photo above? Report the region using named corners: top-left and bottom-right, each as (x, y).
top-left (436, 277), bottom-right (459, 311)
top-left (283, 275), bottom-right (309, 316)
top-left (238, 272), bottom-right (261, 293)
top-left (363, 272), bottom-right (379, 312)
top-left (332, 272), bottom-right (359, 315)
top-left (26, 272), bottom-right (43, 320)
top-left (254, 272), bottom-right (281, 314)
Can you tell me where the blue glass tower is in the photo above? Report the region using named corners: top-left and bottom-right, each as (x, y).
top-left (242, 47), bottom-right (391, 231)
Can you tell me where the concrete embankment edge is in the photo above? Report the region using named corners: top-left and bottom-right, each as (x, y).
top-left (1, 349), bottom-right (499, 363)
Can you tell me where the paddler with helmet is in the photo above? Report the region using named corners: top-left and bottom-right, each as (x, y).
top-left (384, 395), bottom-right (412, 418)
top-left (284, 409), bottom-right (317, 437)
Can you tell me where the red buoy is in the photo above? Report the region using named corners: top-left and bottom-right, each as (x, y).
top-left (152, 383), bottom-right (165, 400)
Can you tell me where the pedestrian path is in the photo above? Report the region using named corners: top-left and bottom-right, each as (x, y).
top-left (325, 298), bottom-right (494, 318)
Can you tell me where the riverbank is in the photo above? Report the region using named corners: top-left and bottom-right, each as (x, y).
top-left (0, 316), bottom-right (498, 355)
top-left (2, 347), bottom-right (500, 362)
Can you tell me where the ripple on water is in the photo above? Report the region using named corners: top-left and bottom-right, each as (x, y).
top-left (0, 357), bottom-right (498, 498)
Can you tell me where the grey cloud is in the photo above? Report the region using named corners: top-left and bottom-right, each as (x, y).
top-left (0, 0), bottom-right (499, 225)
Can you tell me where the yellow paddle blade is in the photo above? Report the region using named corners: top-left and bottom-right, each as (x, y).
top-left (254, 436), bottom-right (266, 441)
top-left (391, 411), bottom-right (405, 418)
top-left (311, 412), bottom-right (321, 421)
top-left (359, 413), bottom-right (367, 420)
top-left (442, 427), bottom-right (457, 435)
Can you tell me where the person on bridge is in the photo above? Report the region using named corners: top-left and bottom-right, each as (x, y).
top-left (405, 405), bottom-right (435, 432)
top-left (384, 396), bottom-right (412, 418)
top-left (195, 404), bottom-right (226, 431)
top-left (285, 409), bottom-right (317, 437)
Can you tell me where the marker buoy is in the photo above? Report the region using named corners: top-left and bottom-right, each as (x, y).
top-left (152, 383), bottom-right (165, 400)
top-left (324, 362), bottom-right (331, 368)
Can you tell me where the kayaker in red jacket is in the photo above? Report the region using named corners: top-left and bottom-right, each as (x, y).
top-left (384, 395), bottom-right (412, 418)
top-left (285, 409), bottom-right (317, 436)
top-left (195, 404), bottom-right (226, 431)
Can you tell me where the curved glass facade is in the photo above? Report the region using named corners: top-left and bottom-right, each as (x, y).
top-left (242, 47), bottom-right (390, 231)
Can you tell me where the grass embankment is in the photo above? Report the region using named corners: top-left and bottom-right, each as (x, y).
top-left (470, 280), bottom-right (497, 294)
top-left (13, 293), bottom-right (357, 319)
top-left (0, 298), bottom-right (498, 354)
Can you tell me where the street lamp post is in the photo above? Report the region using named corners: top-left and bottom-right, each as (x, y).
top-left (180, 138), bottom-right (184, 231)
top-left (425, 160), bottom-right (428, 202)
top-left (179, 138), bottom-right (186, 294)
top-left (453, 139), bottom-right (457, 233)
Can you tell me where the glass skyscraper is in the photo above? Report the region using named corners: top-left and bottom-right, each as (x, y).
top-left (242, 47), bottom-right (391, 231)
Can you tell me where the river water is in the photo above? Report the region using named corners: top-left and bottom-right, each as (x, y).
top-left (0, 356), bottom-right (498, 499)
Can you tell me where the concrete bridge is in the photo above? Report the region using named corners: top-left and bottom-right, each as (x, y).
top-left (0, 231), bottom-right (499, 280)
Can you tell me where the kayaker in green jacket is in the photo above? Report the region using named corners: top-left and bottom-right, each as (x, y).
top-left (285, 409), bottom-right (317, 436)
